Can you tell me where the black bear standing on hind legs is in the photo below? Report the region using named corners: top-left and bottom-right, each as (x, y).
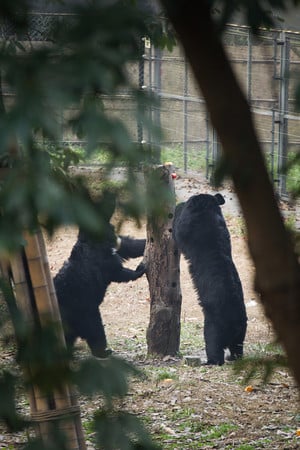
top-left (54, 203), bottom-right (146, 358)
top-left (173, 193), bottom-right (247, 365)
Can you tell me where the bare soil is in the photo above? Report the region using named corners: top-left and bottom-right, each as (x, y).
top-left (1, 169), bottom-right (299, 449)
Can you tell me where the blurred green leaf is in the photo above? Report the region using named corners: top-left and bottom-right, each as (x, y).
top-left (73, 356), bottom-right (140, 400)
top-left (93, 410), bottom-right (160, 450)
top-left (211, 0), bottom-right (290, 33)
top-left (233, 354), bottom-right (288, 385)
top-left (16, 322), bottom-right (73, 394)
top-left (0, 370), bottom-right (28, 432)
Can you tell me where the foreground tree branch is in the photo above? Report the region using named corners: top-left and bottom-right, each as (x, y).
top-left (160, 0), bottom-right (300, 387)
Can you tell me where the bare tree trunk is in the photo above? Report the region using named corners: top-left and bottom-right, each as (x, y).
top-left (144, 164), bottom-right (182, 356)
top-left (160, 0), bottom-right (300, 386)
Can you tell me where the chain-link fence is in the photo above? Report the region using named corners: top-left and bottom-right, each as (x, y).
top-left (0, 15), bottom-right (299, 198)
top-left (142, 24), bottom-right (300, 198)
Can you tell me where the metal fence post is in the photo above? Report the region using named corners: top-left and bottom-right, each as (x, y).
top-left (247, 28), bottom-right (252, 103)
top-left (137, 37), bottom-right (145, 145)
top-left (270, 107), bottom-right (276, 181)
top-left (211, 127), bottom-right (220, 182)
top-left (277, 31), bottom-right (290, 197)
top-left (205, 110), bottom-right (211, 180)
top-left (153, 46), bottom-right (162, 162)
top-left (183, 57), bottom-right (188, 172)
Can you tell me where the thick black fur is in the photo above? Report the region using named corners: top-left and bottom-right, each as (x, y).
top-left (54, 226), bottom-right (146, 358)
top-left (173, 193), bottom-right (247, 365)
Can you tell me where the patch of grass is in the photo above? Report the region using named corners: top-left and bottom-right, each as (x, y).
top-left (170, 407), bottom-right (196, 421)
top-left (202, 423), bottom-right (237, 440)
top-left (68, 143), bottom-right (299, 199)
top-left (285, 151), bottom-right (300, 194)
top-left (161, 145), bottom-right (207, 171)
top-left (173, 414), bottom-right (209, 435)
top-left (88, 148), bottom-right (114, 165)
top-left (224, 214), bottom-right (246, 238)
top-left (143, 366), bottom-right (178, 383)
top-left (153, 420), bottom-right (238, 449)
top-left (82, 419), bottom-right (94, 436)
top-left (179, 322), bottom-right (204, 355)
top-left (284, 212), bottom-right (297, 230)
top-left (110, 328), bottom-right (147, 354)
top-left (155, 369), bottom-right (178, 382)
top-left (247, 341), bottom-right (284, 356)
top-left (232, 342), bottom-right (288, 385)
top-left (233, 445), bottom-right (256, 450)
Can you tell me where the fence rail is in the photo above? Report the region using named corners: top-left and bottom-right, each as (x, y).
top-left (141, 24), bottom-right (300, 198)
top-left (0, 17), bottom-right (299, 198)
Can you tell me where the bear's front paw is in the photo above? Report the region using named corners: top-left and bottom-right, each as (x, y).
top-left (135, 262), bottom-right (146, 276)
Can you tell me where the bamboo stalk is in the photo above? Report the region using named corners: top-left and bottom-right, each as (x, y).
top-left (35, 229), bottom-right (65, 335)
top-left (36, 230), bottom-right (86, 448)
top-left (1, 144), bottom-right (86, 448)
top-left (37, 229), bottom-right (86, 449)
top-left (0, 232), bottom-right (86, 449)
top-left (0, 258), bottom-right (39, 416)
top-left (8, 253), bottom-right (51, 437)
top-left (23, 230), bottom-right (86, 450)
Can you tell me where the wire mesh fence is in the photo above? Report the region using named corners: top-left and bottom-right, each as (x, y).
top-left (141, 24), bottom-right (300, 199)
top-left (0, 15), bottom-right (299, 199)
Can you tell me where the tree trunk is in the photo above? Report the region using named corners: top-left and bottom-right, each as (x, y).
top-left (144, 164), bottom-right (182, 356)
top-left (159, 0), bottom-right (300, 386)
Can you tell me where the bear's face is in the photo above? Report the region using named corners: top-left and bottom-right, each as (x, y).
top-left (173, 193), bottom-right (226, 249)
top-left (184, 193), bottom-right (224, 216)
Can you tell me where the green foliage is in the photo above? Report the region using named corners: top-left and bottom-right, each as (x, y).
top-left (211, 0), bottom-right (296, 33)
top-left (160, 145), bottom-right (207, 171)
top-left (0, 148), bottom-right (119, 250)
top-left (0, 1), bottom-right (299, 448)
top-left (0, 370), bottom-right (28, 432)
top-left (153, 416), bottom-right (238, 449)
top-left (154, 369), bottom-right (178, 382)
top-left (234, 445), bottom-right (256, 450)
top-left (0, 0), bottom-right (172, 252)
top-left (283, 151), bottom-right (300, 198)
top-left (232, 352), bottom-right (288, 385)
top-left (93, 410), bottom-right (160, 450)
top-left (0, 1), bottom-right (173, 447)
top-left (73, 356), bottom-right (140, 402)
top-left (0, 280), bottom-right (160, 449)
top-left (47, 144), bottom-right (85, 171)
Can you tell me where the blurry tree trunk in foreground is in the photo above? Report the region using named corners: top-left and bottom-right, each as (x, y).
top-left (160, 0), bottom-right (300, 386)
top-left (144, 164), bottom-right (182, 356)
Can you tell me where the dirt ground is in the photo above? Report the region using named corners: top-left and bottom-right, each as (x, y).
top-left (44, 169), bottom-right (300, 450)
top-left (1, 169), bottom-right (300, 449)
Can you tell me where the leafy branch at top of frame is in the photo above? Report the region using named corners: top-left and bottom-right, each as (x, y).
top-left (209, 0), bottom-right (300, 33)
top-left (0, 0), bottom-right (173, 252)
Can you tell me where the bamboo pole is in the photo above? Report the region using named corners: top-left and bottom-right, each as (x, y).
top-left (0, 152), bottom-right (86, 448)
top-left (7, 252), bottom-right (52, 438)
top-left (22, 230), bottom-right (86, 450)
top-left (0, 231), bottom-right (86, 449)
top-left (36, 229), bottom-right (86, 449)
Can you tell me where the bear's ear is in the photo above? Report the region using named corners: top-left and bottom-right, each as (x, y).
top-left (214, 193), bottom-right (225, 205)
